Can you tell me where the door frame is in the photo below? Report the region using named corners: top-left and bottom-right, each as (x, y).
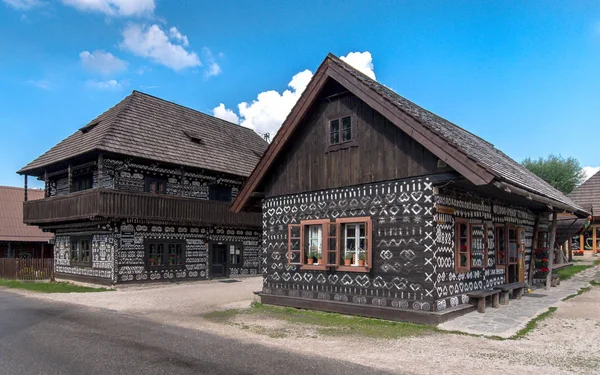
top-left (209, 242), bottom-right (229, 278)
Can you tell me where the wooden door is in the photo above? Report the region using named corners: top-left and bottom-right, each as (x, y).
top-left (210, 244), bottom-right (228, 278)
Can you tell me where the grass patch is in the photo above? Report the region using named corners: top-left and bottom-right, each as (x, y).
top-left (589, 280), bottom-right (600, 286)
top-left (204, 302), bottom-right (437, 339)
top-left (594, 260), bottom-right (600, 266)
top-left (556, 265), bottom-right (592, 281)
top-left (511, 307), bottom-right (557, 339)
top-left (0, 279), bottom-right (111, 293)
top-left (563, 287), bottom-right (592, 301)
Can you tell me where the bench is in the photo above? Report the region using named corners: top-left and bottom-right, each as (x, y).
top-left (494, 282), bottom-right (527, 304)
top-left (467, 289), bottom-right (501, 313)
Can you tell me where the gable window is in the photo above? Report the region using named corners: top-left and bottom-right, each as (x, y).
top-left (288, 217), bottom-right (372, 272)
top-left (144, 176), bottom-right (167, 194)
top-left (327, 114), bottom-right (357, 152)
top-left (70, 237), bottom-right (92, 266)
top-left (455, 219), bottom-right (470, 273)
top-left (146, 240), bottom-right (185, 268)
top-left (209, 184), bottom-right (232, 202)
top-left (72, 174), bottom-right (93, 192)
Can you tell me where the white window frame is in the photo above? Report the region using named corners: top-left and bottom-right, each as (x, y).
top-left (344, 222), bottom-right (366, 266)
top-left (307, 225), bottom-right (323, 258)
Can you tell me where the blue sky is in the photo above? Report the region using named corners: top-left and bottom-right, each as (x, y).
top-left (1, 0), bottom-right (599, 188)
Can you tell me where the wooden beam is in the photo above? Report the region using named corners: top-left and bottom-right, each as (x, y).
top-left (23, 175), bottom-right (28, 201)
top-left (568, 236), bottom-right (573, 262)
top-left (97, 153), bottom-right (104, 189)
top-left (546, 211), bottom-right (558, 290)
top-left (44, 170), bottom-right (48, 198)
top-left (67, 164), bottom-right (72, 193)
top-left (529, 216), bottom-right (540, 286)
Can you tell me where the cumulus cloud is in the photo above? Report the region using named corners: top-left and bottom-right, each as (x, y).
top-left (582, 166), bottom-right (600, 182)
top-left (85, 79), bottom-right (125, 90)
top-left (212, 51), bottom-right (376, 137)
top-left (340, 51), bottom-right (376, 80)
top-left (120, 24), bottom-right (201, 71)
top-left (169, 27), bottom-right (188, 47)
top-left (62, 0), bottom-right (154, 17)
top-left (212, 103), bottom-right (239, 124)
top-left (79, 50), bottom-right (127, 75)
top-left (2, 0), bottom-right (43, 9)
top-left (202, 47), bottom-right (221, 78)
top-left (26, 79), bottom-right (50, 89)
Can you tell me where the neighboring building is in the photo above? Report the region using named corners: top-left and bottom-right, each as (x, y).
top-left (19, 91), bottom-right (266, 285)
top-left (568, 170), bottom-right (600, 253)
top-left (232, 54), bottom-right (588, 323)
top-left (0, 186), bottom-right (53, 258)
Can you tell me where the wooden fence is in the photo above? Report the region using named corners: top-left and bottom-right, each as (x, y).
top-left (0, 258), bottom-right (54, 281)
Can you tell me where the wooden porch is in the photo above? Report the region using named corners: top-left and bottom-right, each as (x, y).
top-left (23, 188), bottom-right (261, 227)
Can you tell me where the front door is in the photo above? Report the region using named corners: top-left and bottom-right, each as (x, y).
top-left (210, 243), bottom-right (228, 278)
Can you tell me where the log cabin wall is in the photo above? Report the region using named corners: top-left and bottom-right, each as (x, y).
top-left (262, 86), bottom-right (450, 198)
top-left (47, 157), bottom-right (242, 201)
top-left (432, 186), bottom-right (537, 311)
top-left (54, 221), bottom-right (261, 284)
top-left (262, 177), bottom-right (437, 312)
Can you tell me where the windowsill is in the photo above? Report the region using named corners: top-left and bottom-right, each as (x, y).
top-left (336, 265), bottom-right (370, 273)
top-left (300, 264), bottom-right (328, 271)
top-left (326, 140), bottom-right (358, 153)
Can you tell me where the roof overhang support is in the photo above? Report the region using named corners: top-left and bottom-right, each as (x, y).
top-left (23, 174), bottom-right (28, 202)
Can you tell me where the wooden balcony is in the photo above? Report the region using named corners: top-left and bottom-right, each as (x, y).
top-left (23, 189), bottom-right (261, 227)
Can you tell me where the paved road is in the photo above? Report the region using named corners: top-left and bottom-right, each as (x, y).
top-left (0, 290), bottom-right (394, 375)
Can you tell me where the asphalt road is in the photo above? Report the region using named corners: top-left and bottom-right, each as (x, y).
top-left (0, 290), bottom-right (396, 375)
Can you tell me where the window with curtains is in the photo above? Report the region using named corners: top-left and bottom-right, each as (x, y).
top-left (496, 225), bottom-right (507, 266)
top-left (455, 219), bottom-right (470, 273)
top-left (70, 236), bottom-right (92, 266)
top-left (287, 217), bottom-right (372, 272)
top-left (146, 240), bottom-right (185, 268)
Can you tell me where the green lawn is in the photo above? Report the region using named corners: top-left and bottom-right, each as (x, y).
top-left (0, 279), bottom-right (112, 293)
top-left (556, 265), bottom-right (592, 280)
top-left (204, 302), bottom-right (436, 339)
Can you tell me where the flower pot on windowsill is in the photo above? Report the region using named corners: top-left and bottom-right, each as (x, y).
top-left (316, 258), bottom-right (322, 265)
top-left (344, 259), bottom-right (351, 266)
top-left (358, 260), bottom-right (365, 267)
top-left (307, 258), bottom-right (314, 265)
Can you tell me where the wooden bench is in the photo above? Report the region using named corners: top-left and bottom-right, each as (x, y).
top-left (494, 282), bottom-right (527, 305)
top-left (467, 289), bottom-right (501, 313)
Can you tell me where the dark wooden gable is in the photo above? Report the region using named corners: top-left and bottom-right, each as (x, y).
top-left (262, 79), bottom-right (450, 197)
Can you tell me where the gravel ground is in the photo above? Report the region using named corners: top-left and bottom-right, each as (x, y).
top-left (8, 276), bottom-right (600, 375)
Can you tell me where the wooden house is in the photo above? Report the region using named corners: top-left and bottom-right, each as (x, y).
top-left (0, 186), bottom-right (53, 258)
top-left (232, 54), bottom-right (589, 323)
top-left (568, 170), bottom-right (600, 254)
top-left (19, 91), bottom-right (266, 285)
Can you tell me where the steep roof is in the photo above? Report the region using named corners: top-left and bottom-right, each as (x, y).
top-left (233, 53), bottom-right (586, 215)
top-left (0, 186), bottom-right (53, 242)
top-left (568, 170), bottom-right (600, 215)
top-left (18, 91), bottom-right (268, 178)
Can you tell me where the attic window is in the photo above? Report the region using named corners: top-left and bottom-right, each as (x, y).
top-left (80, 122), bottom-right (99, 134)
top-left (183, 130), bottom-right (204, 145)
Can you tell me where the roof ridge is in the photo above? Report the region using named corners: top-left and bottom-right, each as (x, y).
top-left (95, 92), bottom-right (136, 152)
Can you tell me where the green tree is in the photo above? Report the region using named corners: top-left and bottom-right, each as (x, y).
top-left (522, 154), bottom-right (585, 194)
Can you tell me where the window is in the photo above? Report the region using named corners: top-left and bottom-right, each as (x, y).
top-left (72, 174), bottom-right (93, 192)
top-left (455, 219), bottom-right (470, 273)
top-left (146, 240), bottom-right (186, 268)
top-left (470, 224), bottom-right (486, 268)
top-left (209, 184), bottom-right (232, 202)
top-left (287, 217), bottom-right (372, 272)
top-left (3, 246), bottom-right (15, 258)
top-left (327, 114), bottom-right (357, 151)
top-left (496, 225), bottom-right (507, 266)
top-left (229, 244), bottom-right (242, 265)
top-left (537, 231), bottom-right (549, 250)
top-left (70, 237), bottom-right (92, 266)
top-left (508, 227), bottom-right (518, 264)
top-left (144, 176), bottom-right (167, 194)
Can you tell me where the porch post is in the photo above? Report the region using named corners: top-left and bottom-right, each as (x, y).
top-left (545, 211), bottom-right (558, 290)
top-left (23, 175), bottom-right (28, 201)
top-left (568, 236), bottom-right (573, 262)
top-left (68, 164), bottom-right (72, 193)
top-left (529, 216), bottom-right (540, 286)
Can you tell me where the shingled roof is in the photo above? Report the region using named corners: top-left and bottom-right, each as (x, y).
top-left (0, 186), bottom-right (53, 242)
top-left (568, 170), bottom-right (600, 215)
top-left (233, 53), bottom-right (586, 215)
top-left (18, 91), bottom-right (268, 178)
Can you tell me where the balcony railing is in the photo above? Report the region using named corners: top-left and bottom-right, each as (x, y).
top-left (23, 189), bottom-right (261, 227)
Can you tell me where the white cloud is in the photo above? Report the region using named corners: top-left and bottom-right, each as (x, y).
top-left (79, 50), bottom-right (127, 75)
top-left (169, 27), bottom-right (188, 47)
top-left (120, 24), bottom-right (201, 71)
top-left (212, 51), bottom-right (376, 136)
top-left (2, 0), bottom-right (43, 10)
top-left (212, 103), bottom-right (239, 124)
top-left (340, 51), bottom-right (376, 80)
top-left (26, 79), bottom-right (50, 89)
top-left (85, 79), bottom-right (125, 90)
top-left (582, 166), bottom-right (600, 182)
top-left (202, 47), bottom-right (221, 78)
top-left (62, 0), bottom-right (155, 17)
